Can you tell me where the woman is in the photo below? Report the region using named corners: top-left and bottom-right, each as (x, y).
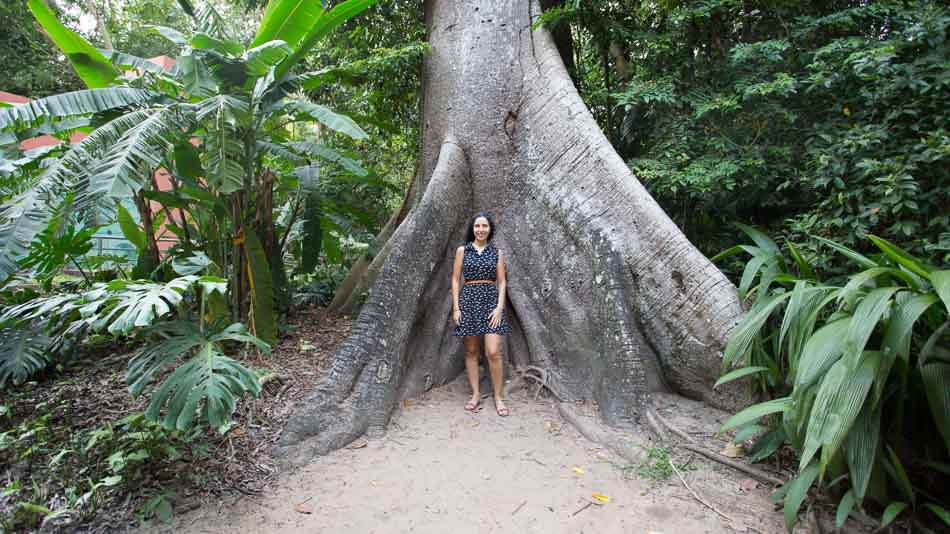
top-left (451, 211), bottom-right (511, 417)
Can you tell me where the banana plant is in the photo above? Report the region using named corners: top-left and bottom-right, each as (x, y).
top-left (0, 0), bottom-right (381, 346)
top-left (714, 230), bottom-right (950, 531)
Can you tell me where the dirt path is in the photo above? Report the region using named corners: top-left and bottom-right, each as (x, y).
top-left (168, 380), bottom-right (792, 534)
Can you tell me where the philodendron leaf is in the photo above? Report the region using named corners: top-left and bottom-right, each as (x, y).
top-left (144, 341), bottom-right (261, 430)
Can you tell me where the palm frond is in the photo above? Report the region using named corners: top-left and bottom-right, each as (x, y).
top-left (197, 96), bottom-right (249, 194)
top-left (0, 113), bottom-right (133, 279)
top-left (257, 140), bottom-right (307, 165)
top-left (799, 351), bottom-right (880, 475)
top-left (126, 320), bottom-right (203, 397)
top-left (194, 3), bottom-right (234, 41)
top-left (252, 0), bottom-right (326, 50)
top-left (279, 0), bottom-right (381, 78)
top-left (27, 0), bottom-right (118, 88)
top-left (0, 88), bottom-right (157, 134)
top-left (92, 106), bottom-right (193, 199)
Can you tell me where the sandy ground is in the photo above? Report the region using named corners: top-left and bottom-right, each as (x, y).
top-left (166, 379), bottom-right (796, 534)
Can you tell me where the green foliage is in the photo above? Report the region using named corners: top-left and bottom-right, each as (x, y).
top-left (140, 323), bottom-right (265, 430)
top-left (0, 259), bottom-right (266, 432)
top-left (0, 324), bottom-right (52, 388)
top-left (633, 446), bottom-right (691, 482)
top-left (0, 406), bottom-right (203, 531)
top-left (27, 0), bottom-right (119, 89)
top-left (241, 230), bottom-right (277, 348)
top-left (0, 1), bottom-right (83, 97)
top-left (19, 214), bottom-right (97, 291)
top-left (715, 230), bottom-right (950, 531)
top-left (556, 1), bottom-right (950, 268)
top-left (0, 0), bottom-right (382, 333)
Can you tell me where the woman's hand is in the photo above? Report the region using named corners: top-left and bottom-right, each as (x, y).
top-left (453, 308), bottom-right (461, 326)
top-left (487, 306), bottom-right (503, 329)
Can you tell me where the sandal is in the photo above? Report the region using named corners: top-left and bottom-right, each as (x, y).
top-left (494, 400), bottom-right (510, 417)
top-left (464, 398), bottom-right (481, 412)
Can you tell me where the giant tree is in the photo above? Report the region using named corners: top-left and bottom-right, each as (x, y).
top-left (278, 0), bottom-right (750, 460)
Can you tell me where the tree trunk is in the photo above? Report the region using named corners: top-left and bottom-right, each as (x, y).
top-left (277, 0), bottom-right (749, 462)
top-left (134, 189), bottom-right (160, 268)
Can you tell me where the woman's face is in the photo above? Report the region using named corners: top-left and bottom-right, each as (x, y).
top-left (473, 217), bottom-right (491, 241)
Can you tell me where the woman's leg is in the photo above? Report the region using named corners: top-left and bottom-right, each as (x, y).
top-left (484, 334), bottom-right (508, 415)
top-left (463, 336), bottom-right (481, 409)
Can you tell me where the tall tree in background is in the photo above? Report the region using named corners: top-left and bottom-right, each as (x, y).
top-left (0, 0), bottom-right (83, 97)
top-left (278, 0), bottom-right (749, 460)
top-left (540, 0), bottom-right (950, 269)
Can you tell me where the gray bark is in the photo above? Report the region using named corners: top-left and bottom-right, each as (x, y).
top-left (277, 0), bottom-right (749, 461)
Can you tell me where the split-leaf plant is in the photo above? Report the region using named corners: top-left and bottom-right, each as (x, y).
top-left (1, 252), bottom-right (267, 431)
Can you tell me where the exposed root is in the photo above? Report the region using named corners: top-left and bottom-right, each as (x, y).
top-left (647, 404), bottom-right (785, 487)
top-left (643, 405), bottom-right (668, 442)
top-left (515, 365), bottom-right (574, 402)
top-left (649, 404), bottom-right (693, 443)
top-left (679, 443), bottom-right (785, 487)
top-left (258, 373), bottom-right (286, 396)
top-left (556, 402), bottom-right (646, 464)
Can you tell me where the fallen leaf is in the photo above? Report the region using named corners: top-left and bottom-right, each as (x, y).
top-left (294, 502), bottom-right (313, 514)
top-left (403, 399), bottom-right (412, 407)
top-left (346, 438), bottom-right (368, 450)
top-left (572, 466), bottom-right (585, 475)
top-left (720, 442), bottom-right (745, 458)
top-left (591, 492), bottom-right (610, 503)
top-left (544, 420), bottom-right (562, 433)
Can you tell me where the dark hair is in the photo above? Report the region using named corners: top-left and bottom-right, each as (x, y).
top-left (465, 211), bottom-right (496, 243)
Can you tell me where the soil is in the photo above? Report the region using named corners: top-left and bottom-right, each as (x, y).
top-left (3, 308), bottom-right (872, 533)
top-left (0, 307), bottom-right (351, 533)
top-left (169, 385), bottom-right (809, 534)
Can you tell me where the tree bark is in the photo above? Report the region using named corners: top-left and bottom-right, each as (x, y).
top-left (277, 0), bottom-right (749, 462)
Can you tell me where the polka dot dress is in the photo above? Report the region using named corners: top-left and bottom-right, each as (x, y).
top-left (454, 241), bottom-right (510, 337)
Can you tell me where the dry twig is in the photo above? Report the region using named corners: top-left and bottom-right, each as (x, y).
top-left (670, 459), bottom-right (734, 523)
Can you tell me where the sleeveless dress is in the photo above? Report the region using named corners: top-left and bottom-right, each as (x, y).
top-left (453, 241), bottom-right (510, 337)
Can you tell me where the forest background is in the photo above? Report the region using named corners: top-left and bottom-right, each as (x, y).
top-left (0, 0), bottom-right (947, 531)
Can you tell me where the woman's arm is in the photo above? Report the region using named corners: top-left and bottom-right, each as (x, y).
top-left (489, 250), bottom-right (507, 328)
top-left (451, 246), bottom-right (464, 325)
